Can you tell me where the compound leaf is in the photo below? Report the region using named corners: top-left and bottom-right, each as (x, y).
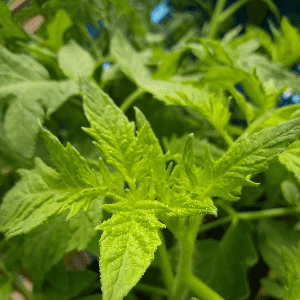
top-left (80, 78), bottom-right (136, 185)
top-left (282, 241), bottom-right (300, 300)
top-left (0, 126), bottom-right (105, 238)
top-left (199, 117), bottom-right (300, 201)
top-left (58, 39), bottom-right (95, 82)
top-left (0, 45), bottom-right (78, 158)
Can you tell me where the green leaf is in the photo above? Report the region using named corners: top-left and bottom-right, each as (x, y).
top-left (182, 134), bottom-right (197, 189)
top-left (162, 133), bottom-right (225, 168)
top-left (96, 210), bottom-right (165, 300)
top-left (21, 198), bottom-right (102, 288)
top-left (133, 107), bottom-right (166, 184)
top-left (0, 2), bottom-right (28, 42)
top-left (198, 117), bottom-right (300, 201)
top-left (281, 180), bottom-right (300, 206)
top-left (0, 125), bottom-right (105, 238)
top-left (151, 50), bottom-right (183, 81)
top-left (246, 103), bottom-right (300, 136)
top-left (160, 134), bottom-right (218, 217)
top-left (111, 30), bottom-right (234, 139)
top-left (282, 241), bottom-right (300, 300)
top-left (80, 78), bottom-right (136, 184)
top-left (192, 219), bottom-right (258, 300)
top-left (271, 17), bottom-right (300, 68)
top-left (58, 40), bottom-right (95, 82)
top-left (225, 84), bottom-right (254, 125)
top-left (279, 140), bottom-right (300, 185)
top-left (257, 219), bottom-right (300, 286)
top-left (39, 9), bottom-right (73, 52)
top-left (0, 45), bottom-right (79, 158)
top-left (203, 39), bottom-right (234, 66)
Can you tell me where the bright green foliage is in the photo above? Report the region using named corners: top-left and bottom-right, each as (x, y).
top-left (0, 45), bottom-right (78, 158)
top-left (58, 40), bottom-right (96, 82)
top-left (96, 208), bottom-right (165, 300)
top-left (282, 241), bottom-right (300, 300)
top-left (111, 30), bottom-right (233, 143)
top-left (80, 78), bottom-right (218, 299)
top-left (279, 140), bottom-right (300, 185)
top-left (246, 103), bottom-right (300, 135)
top-left (1, 1), bottom-right (300, 300)
top-left (269, 17), bottom-right (300, 68)
top-left (151, 49), bottom-right (183, 80)
top-left (39, 9), bottom-right (73, 52)
top-left (0, 124), bottom-right (105, 237)
top-left (80, 78), bottom-right (137, 186)
top-left (198, 117), bottom-right (300, 201)
top-left (281, 180), bottom-right (300, 206)
top-left (258, 220), bottom-right (300, 298)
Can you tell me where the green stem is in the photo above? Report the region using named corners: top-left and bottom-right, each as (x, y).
top-left (206, 0), bottom-right (227, 39)
top-left (120, 88), bottom-right (146, 113)
top-left (199, 206), bottom-right (300, 233)
top-left (157, 230), bottom-right (175, 295)
top-left (172, 216), bottom-right (206, 300)
top-left (220, 129), bottom-right (234, 148)
top-left (134, 283), bottom-right (169, 296)
top-left (184, 272), bottom-right (225, 300)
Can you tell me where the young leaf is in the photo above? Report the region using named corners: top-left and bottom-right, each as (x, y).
top-left (199, 117), bottom-right (300, 201)
top-left (80, 78), bottom-right (136, 185)
top-left (96, 209), bottom-right (165, 300)
top-left (257, 219), bottom-right (300, 287)
top-left (279, 140), bottom-right (300, 185)
top-left (0, 45), bottom-right (79, 158)
top-left (133, 107), bottom-right (166, 184)
top-left (282, 241), bottom-right (300, 300)
top-left (162, 135), bottom-right (218, 217)
top-left (0, 125), bottom-right (106, 238)
top-left (58, 39), bottom-right (95, 82)
top-left (281, 180), bottom-right (300, 206)
top-left (272, 17), bottom-right (300, 68)
top-left (39, 9), bottom-right (73, 52)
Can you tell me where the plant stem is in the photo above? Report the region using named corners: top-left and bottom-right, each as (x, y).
top-left (120, 88), bottom-right (146, 113)
top-left (199, 206), bottom-right (300, 233)
top-left (184, 272), bottom-right (225, 300)
top-left (206, 0), bottom-right (227, 39)
top-left (220, 129), bottom-right (234, 148)
top-left (134, 283), bottom-right (169, 297)
top-left (157, 230), bottom-right (175, 295)
top-left (171, 215), bottom-right (224, 300)
top-left (171, 230), bottom-right (193, 300)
